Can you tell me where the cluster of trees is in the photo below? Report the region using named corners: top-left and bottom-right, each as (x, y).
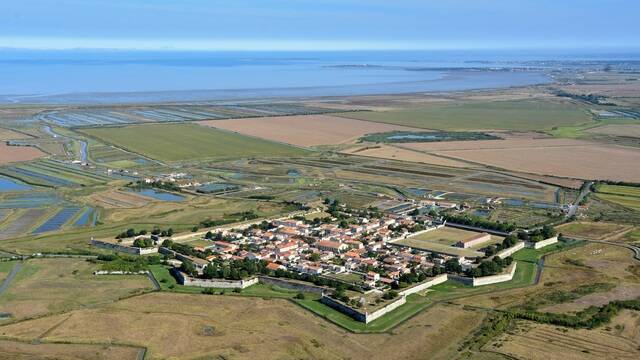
top-left (116, 227), bottom-right (174, 239)
top-left (95, 253), bottom-right (161, 272)
top-left (129, 180), bottom-right (181, 192)
top-left (443, 214), bottom-right (516, 233)
top-left (483, 235), bottom-right (518, 256)
top-left (555, 91), bottom-right (616, 106)
top-left (202, 258), bottom-right (265, 280)
top-left (132, 238), bottom-right (154, 248)
top-left (519, 225), bottom-right (557, 242)
top-left (162, 239), bottom-right (210, 260)
top-left (382, 290), bottom-right (399, 300)
top-left (466, 256), bottom-right (513, 277)
top-left (195, 211), bottom-right (259, 232)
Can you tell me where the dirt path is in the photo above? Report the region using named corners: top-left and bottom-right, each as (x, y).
top-left (0, 262), bottom-right (22, 295)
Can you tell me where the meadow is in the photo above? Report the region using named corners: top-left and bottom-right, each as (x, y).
top-left (0, 258), bottom-right (151, 322)
top-left (80, 123), bottom-right (308, 162)
top-left (596, 184), bottom-right (640, 211)
top-left (337, 99), bottom-right (591, 131)
top-left (199, 114), bottom-right (420, 147)
top-left (0, 292), bottom-right (482, 360)
top-left (557, 221), bottom-right (631, 240)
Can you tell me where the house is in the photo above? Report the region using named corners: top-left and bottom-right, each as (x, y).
top-left (316, 240), bottom-right (347, 253)
top-left (455, 233), bottom-right (491, 249)
top-left (266, 262), bottom-right (286, 272)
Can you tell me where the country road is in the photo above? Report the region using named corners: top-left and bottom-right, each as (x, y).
top-left (566, 181), bottom-right (593, 218)
top-left (0, 262), bottom-right (22, 295)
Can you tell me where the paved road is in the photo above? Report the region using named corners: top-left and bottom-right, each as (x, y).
top-left (566, 181), bottom-right (593, 218)
top-left (0, 262), bottom-right (22, 295)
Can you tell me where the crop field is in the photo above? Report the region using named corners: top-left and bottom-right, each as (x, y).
top-left (0, 292), bottom-right (484, 360)
top-left (0, 160), bottom-right (111, 187)
top-left (80, 123), bottom-right (308, 162)
top-left (0, 128), bottom-right (32, 141)
top-left (586, 124), bottom-right (640, 138)
top-left (342, 144), bottom-right (472, 167)
top-left (0, 258), bottom-right (151, 322)
top-left (88, 143), bottom-right (150, 168)
top-left (0, 192), bottom-right (63, 209)
top-left (595, 184), bottom-right (640, 211)
top-left (557, 222), bottom-right (631, 240)
top-left (430, 142), bottom-right (640, 182)
top-left (32, 207), bottom-right (82, 234)
top-left (39, 103), bottom-right (340, 127)
top-left (484, 316), bottom-right (640, 360)
top-left (0, 208), bottom-right (48, 240)
top-left (86, 189), bottom-right (152, 208)
top-left (337, 99), bottom-right (591, 131)
top-left (199, 114), bottom-right (421, 147)
top-left (0, 143), bottom-right (46, 165)
top-left (401, 138), bottom-right (592, 152)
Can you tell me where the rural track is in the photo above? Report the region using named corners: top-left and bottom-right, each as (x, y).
top-left (146, 271), bottom-right (161, 291)
top-left (0, 262), bottom-right (22, 295)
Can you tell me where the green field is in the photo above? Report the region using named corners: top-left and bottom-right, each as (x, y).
top-left (596, 185), bottom-right (640, 211)
top-left (80, 123), bottom-right (309, 162)
top-left (338, 99), bottom-right (591, 131)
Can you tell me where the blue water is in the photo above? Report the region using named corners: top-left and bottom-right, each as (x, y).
top-left (33, 207), bottom-right (81, 234)
top-left (74, 207), bottom-right (95, 226)
top-left (0, 49), bottom-right (565, 104)
top-left (130, 188), bottom-right (185, 201)
top-left (0, 177), bottom-right (32, 192)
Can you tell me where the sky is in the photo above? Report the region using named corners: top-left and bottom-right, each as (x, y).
top-left (1, 0), bottom-right (639, 51)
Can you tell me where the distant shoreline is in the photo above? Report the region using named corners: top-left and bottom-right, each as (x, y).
top-left (0, 69), bottom-right (550, 105)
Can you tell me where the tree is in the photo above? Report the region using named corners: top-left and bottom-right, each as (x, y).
top-left (444, 258), bottom-right (463, 273)
top-left (180, 260), bottom-right (196, 276)
top-left (205, 231), bottom-right (213, 239)
top-left (382, 290), bottom-right (399, 300)
top-left (295, 292), bottom-right (306, 300)
top-left (309, 253), bottom-right (321, 262)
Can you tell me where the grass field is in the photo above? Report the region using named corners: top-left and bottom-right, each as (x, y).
top-left (0, 258), bottom-right (151, 322)
top-left (596, 184), bottom-right (640, 211)
top-left (0, 340), bottom-right (143, 360)
top-left (80, 123), bottom-right (308, 162)
top-left (337, 99), bottom-right (591, 131)
top-left (557, 221), bottom-right (631, 240)
top-left (393, 227), bottom-right (493, 257)
top-left (0, 292), bottom-right (482, 359)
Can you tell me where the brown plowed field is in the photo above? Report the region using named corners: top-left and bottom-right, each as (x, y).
top-left (199, 115), bottom-right (422, 147)
top-left (430, 143), bottom-right (640, 182)
top-left (0, 143), bottom-right (46, 165)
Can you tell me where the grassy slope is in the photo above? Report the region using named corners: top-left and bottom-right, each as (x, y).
top-left (80, 123), bottom-right (308, 162)
top-left (337, 100), bottom-right (591, 131)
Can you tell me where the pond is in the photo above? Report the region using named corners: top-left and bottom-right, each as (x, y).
top-left (130, 188), bottom-right (185, 202)
top-left (0, 176), bottom-right (32, 192)
top-left (504, 199), bottom-right (560, 209)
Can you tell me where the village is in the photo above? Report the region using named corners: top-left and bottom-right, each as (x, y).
top-left (91, 198), bottom-right (559, 323)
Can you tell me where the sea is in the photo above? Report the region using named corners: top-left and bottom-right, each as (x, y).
top-left (0, 49), bottom-right (638, 104)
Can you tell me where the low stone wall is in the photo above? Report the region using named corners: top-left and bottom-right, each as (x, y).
top-left (172, 269), bottom-right (259, 289)
top-left (364, 296), bottom-right (407, 323)
top-left (398, 274), bottom-right (448, 296)
top-left (527, 236), bottom-right (558, 250)
top-left (496, 242), bottom-right (525, 258)
top-left (320, 295), bottom-right (408, 323)
top-left (448, 262), bottom-right (518, 287)
top-left (320, 296), bottom-right (367, 323)
top-left (258, 276), bottom-right (329, 295)
top-left (91, 239), bottom-right (157, 255)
